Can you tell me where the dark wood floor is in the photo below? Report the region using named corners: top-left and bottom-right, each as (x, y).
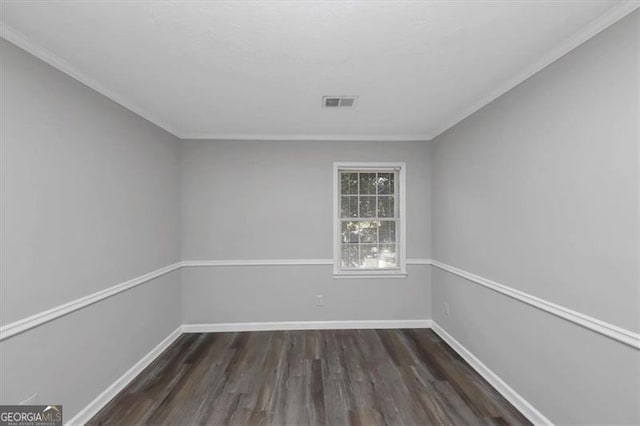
top-left (89, 329), bottom-right (531, 425)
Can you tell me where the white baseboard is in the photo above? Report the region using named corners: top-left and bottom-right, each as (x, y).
top-left (65, 326), bottom-right (183, 425)
top-left (181, 319), bottom-right (433, 333)
top-left (431, 322), bottom-right (552, 426)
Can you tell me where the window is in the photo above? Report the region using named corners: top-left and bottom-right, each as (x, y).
top-left (333, 162), bottom-right (406, 277)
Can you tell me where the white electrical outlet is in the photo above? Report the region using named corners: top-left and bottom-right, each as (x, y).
top-left (20, 392), bottom-right (37, 405)
top-left (443, 302), bottom-right (451, 317)
top-left (315, 295), bottom-right (324, 306)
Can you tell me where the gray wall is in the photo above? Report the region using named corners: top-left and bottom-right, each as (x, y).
top-left (431, 11), bottom-right (639, 425)
top-left (180, 140), bottom-right (431, 323)
top-left (182, 265), bottom-right (429, 324)
top-left (0, 39), bottom-right (181, 417)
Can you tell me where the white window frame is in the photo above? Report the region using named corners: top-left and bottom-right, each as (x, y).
top-left (333, 162), bottom-right (407, 278)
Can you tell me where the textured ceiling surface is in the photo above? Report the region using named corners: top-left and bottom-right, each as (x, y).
top-left (0, 1), bottom-right (635, 140)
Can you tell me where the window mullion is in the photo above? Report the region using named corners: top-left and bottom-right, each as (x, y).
top-left (356, 172), bottom-right (361, 266)
top-left (395, 171), bottom-right (399, 219)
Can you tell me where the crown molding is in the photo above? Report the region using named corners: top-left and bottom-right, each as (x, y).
top-left (0, 21), bottom-right (431, 143)
top-left (178, 133), bottom-right (432, 142)
top-left (0, 23), bottom-right (183, 138)
top-left (2, 2), bottom-right (637, 143)
top-left (427, 1), bottom-right (640, 140)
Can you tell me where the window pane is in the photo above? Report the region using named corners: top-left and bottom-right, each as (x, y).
top-left (341, 222), bottom-right (359, 243)
top-left (379, 221), bottom-right (396, 243)
top-left (379, 244), bottom-right (397, 267)
top-left (341, 244), bottom-right (359, 268)
top-left (359, 196), bottom-right (376, 217)
top-left (360, 244), bottom-right (379, 268)
top-left (359, 173), bottom-right (377, 194)
top-left (359, 221), bottom-right (378, 243)
top-left (341, 172), bottom-right (358, 194)
top-left (337, 167), bottom-right (401, 272)
top-left (341, 196), bottom-right (358, 218)
top-left (377, 173), bottom-right (394, 194)
top-left (378, 196), bottom-right (394, 218)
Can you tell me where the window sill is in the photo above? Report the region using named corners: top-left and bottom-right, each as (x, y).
top-left (332, 272), bottom-right (408, 279)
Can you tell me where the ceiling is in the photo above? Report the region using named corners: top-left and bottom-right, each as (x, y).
top-left (0, 1), bottom-right (637, 141)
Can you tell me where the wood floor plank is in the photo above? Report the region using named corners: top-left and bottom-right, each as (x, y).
top-left (88, 329), bottom-right (532, 426)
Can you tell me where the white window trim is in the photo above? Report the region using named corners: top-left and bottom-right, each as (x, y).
top-left (332, 161), bottom-right (407, 278)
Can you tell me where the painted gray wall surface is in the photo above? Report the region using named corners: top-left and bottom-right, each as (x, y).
top-left (182, 265), bottom-right (430, 324)
top-left (1, 38), bottom-right (181, 325)
top-left (432, 11), bottom-right (638, 332)
top-left (180, 140), bottom-right (431, 323)
top-left (0, 272), bottom-right (180, 417)
top-left (432, 269), bottom-right (639, 425)
top-left (0, 39), bottom-right (181, 417)
top-left (181, 140), bottom-right (431, 260)
top-left (431, 11), bottom-right (639, 425)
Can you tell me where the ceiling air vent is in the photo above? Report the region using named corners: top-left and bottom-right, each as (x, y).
top-left (323, 96), bottom-right (358, 108)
